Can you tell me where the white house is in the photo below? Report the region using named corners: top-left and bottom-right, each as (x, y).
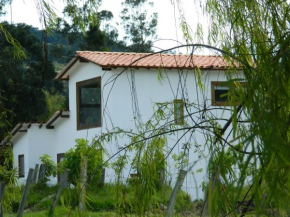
top-left (1, 51), bottom-right (245, 199)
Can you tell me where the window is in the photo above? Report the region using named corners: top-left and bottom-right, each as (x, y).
top-left (174, 99), bottom-right (184, 125)
top-left (57, 153), bottom-right (65, 183)
top-left (18, 155), bottom-right (24, 178)
top-left (211, 81), bottom-right (246, 106)
top-left (76, 77), bottom-right (101, 130)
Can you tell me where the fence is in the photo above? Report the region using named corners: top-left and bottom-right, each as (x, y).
top-left (0, 164), bottom-right (69, 217)
top-left (0, 161), bottom-right (187, 217)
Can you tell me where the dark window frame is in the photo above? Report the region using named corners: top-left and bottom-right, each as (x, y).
top-left (18, 154), bottom-right (24, 178)
top-left (211, 81), bottom-right (246, 106)
top-left (174, 99), bottom-right (184, 125)
top-left (76, 77), bottom-right (102, 130)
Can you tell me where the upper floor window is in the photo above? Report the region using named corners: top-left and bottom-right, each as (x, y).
top-left (211, 81), bottom-right (246, 106)
top-left (76, 77), bottom-right (101, 130)
top-left (174, 99), bottom-right (184, 125)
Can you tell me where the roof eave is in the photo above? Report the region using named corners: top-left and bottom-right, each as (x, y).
top-left (0, 110), bottom-right (70, 146)
top-left (55, 57), bottom-right (78, 80)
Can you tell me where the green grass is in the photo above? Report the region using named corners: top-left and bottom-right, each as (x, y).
top-left (4, 207), bottom-right (199, 217)
top-left (4, 207), bottom-right (118, 217)
top-left (3, 183), bottom-right (195, 216)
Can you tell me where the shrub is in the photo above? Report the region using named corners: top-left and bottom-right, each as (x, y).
top-left (58, 138), bottom-right (104, 185)
top-left (0, 146), bottom-right (18, 185)
top-left (3, 185), bottom-right (22, 213)
top-left (39, 154), bottom-right (57, 183)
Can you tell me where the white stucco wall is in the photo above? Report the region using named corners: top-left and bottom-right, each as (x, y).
top-left (12, 60), bottom-right (245, 199)
top-left (13, 132), bottom-right (29, 182)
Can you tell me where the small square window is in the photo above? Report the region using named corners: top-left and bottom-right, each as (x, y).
top-left (76, 77), bottom-right (101, 130)
top-left (174, 99), bottom-right (184, 125)
top-left (18, 155), bottom-right (24, 178)
top-left (211, 81), bottom-right (246, 106)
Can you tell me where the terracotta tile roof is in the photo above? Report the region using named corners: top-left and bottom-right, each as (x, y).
top-left (56, 51), bottom-right (237, 80)
top-left (76, 51), bottom-right (229, 69)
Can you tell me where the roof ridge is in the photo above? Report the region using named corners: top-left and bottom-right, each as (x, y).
top-left (75, 51), bottom-right (221, 57)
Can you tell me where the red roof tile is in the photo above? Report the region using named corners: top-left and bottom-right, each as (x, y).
top-left (76, 51), bottom-right (230, 70)
top-left (56, 51), bottom-right (237, 80)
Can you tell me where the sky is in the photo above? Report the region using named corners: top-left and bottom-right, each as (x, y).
top-left (2, 0), bottom-right (210, 54)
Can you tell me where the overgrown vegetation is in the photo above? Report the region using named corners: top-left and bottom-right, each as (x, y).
top-left (2, 183), bottom-right (194, 215)
top-left (178, 0), bottom-right (290, 215)
top-left (39, 154), bottom-right (57, 183)
top-left (0, 146), bottom-right (17, 184)
top-left (58, 138), bottom-right (104, 185)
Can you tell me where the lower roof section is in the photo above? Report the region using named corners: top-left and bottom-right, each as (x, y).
top-left (0, 110), bottom-right (70, 146)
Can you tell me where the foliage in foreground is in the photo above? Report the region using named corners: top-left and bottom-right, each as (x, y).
top-left (3, 183), bottom-right (194, 216)
top-left (58, 139), bottom-right (104, 185)
top-left (178, 0), bottom-right (290, 215)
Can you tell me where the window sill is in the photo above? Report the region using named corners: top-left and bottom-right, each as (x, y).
top-left (77, 123), bottom-right (102, 131)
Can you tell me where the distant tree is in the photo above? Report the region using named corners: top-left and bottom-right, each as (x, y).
top-left (121, 0), bottom-right (158, 53)
top-left (0, 0), bottom-right (102, 59)
top-left (0, 1), bottom-right (26, 59)
top-left (98, 10), bottom-right (127, 52)
top-left (0, 23), bottom-right (63, 138)
top-left (104, 29), bottom-right (127, 52)
top-left (59, 6), bottom-right (111, 52)
top-left (43, 90), bottom-right (67, 118)
top-left (80, 23), bottom-right (108, 51)
top-left (0, 0), bottom-right (9, 16)
top-left (59, 5), bottom-right (128, 52)
top-left (50, 44), bottom-right (66, 59)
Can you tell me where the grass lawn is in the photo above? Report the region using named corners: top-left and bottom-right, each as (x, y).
top-left (3, 207), bottom-right (267, 217)
top-left (4, 207), bottom-right (119, 217)
top-left (3, 207), bottom-right (201, 217)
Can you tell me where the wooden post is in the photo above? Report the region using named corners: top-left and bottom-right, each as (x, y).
top-left (49, 169), bottom-right (69, 217)
top-left (100, 168), bottom-right (105, 187)
top-left (60, 174), bottom-right (69, 189)
top-left (201, 166), bottom-right (220, 217)
top-left (165, 169), bottom-right (187, 217)
top-left (17, 168), bottom-right (34, 217)
top-left (0, 182), bottom-right (5, 217)
top-left (32, 164), bottom-right (39, 184)
top-left (38, 164), bottom-right (46, 183)
top-left (79, 157), bottom-right (87, 211)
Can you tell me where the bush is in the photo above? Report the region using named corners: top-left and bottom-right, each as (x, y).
top-left (60, 187), bottom-right (79, 208)
top-left (58, 138), bottom-right (104, 185)
top-left (0, 147), bottom-right (18, 185)
top-left (27, 184), bottom-right (58, 210)
top-left (175, 191), bottom-right (194, 213)
top-left (39, 154), bottom-right (57, 183)
top-left (3, 185), bottom-right (22, 213)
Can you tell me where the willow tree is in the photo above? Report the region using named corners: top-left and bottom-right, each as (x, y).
top-left (178, 0), bottom-right (290, 215)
